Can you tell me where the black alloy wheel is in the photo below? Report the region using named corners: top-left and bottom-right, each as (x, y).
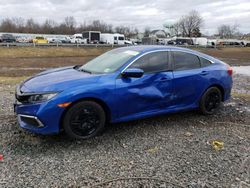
top-left (200, 87), bottom-right (222, 115)
top-left (63, 101), bottom-right (106, 139)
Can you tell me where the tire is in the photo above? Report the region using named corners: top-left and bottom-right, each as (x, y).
top-left (199, 87), bottom-right (222, 115)
top-left (63, 101), bottom-right (106, 139)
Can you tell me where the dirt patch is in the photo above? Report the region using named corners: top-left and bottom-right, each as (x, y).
top-left (0, 46), bottom-right (112, 58)
top-left (1, 47), bottom-right (250, 77)
top-left (198, 47), bottom-right (250, 66)
top-left (0, 56), bottom-right (94, 77)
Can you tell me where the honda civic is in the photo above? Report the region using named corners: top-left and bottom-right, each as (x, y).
top-left (15, 46), bottom-right (233, 139)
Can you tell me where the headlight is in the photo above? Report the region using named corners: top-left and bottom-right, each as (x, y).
top-left (28, 93), bottom-right (58, 103)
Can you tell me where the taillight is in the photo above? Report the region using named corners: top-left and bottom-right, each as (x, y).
top-left (227, 66), bottom-right (233, 76)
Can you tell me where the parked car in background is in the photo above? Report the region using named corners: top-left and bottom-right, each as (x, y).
top-left (15, 46), bottom-right (233, 140)
top-left (124, 39), bottom-right (133, 45)
top-left (33, 36), bottom-right (48, 44)
top-left (0, 34), bottom-right (16, 43)
top-left (70, 34), bottom-right (87, 44)
top-left (167, 40), bottom-right (176, 45)
top-left (16, 36), bottom-right (30, 43)
top-left (47, 37), bottom-right (62, 44)
top-left (59, 36), bottom-right (71, 43)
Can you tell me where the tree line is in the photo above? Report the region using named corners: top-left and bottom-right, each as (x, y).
top-left (0, 17), bottom-right (139, 37)
top-left (0, 11), bottom-right (244, 39)
top-left (162, 10), bottom-right (242, 39)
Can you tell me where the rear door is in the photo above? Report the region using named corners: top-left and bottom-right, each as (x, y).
top-left (170, 50), bottom-right (210, 107)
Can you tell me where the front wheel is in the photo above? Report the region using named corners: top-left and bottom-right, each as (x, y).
top-left (63, 101), bottom-right (106, 139)
top-left (199, 87), bottom-right (222, 115)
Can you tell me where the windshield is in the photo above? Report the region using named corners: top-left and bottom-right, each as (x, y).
top-left (79, 49), bottom-right (139, 74)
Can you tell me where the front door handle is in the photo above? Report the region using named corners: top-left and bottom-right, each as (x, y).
top-left (200, 71), bottom-right (209, 76)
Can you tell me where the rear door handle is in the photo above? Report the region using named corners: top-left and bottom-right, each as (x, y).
top-left (159, 77), bottom-right (170, 82)
top-left (200, 71), bottom-right (209, 76)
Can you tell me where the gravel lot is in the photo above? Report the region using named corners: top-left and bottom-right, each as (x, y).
top-left (0, 49), bottom-right (250, 187)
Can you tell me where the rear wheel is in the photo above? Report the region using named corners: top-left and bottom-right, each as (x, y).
top-left (200, 87), bottom-right (222, 115)
top-left (63, 101), bottom-right (106, 139)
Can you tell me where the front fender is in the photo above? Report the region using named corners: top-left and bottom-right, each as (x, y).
top-left (50, 81), bottom-right (117, 121)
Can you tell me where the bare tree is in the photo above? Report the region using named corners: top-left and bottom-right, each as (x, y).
top-left (178, 10), bottom-right (203, 37)
top-left (114, 26), bottom-right (136, 37)
top-left (115, 26), bottom-right (128, 35)
top-left (0, 18), bottom-right (16, 32)
top-left (11, 17), bottom-right (25, 33)
top-left (41, 19), bottom-right (57, 34)
top-left (0, 17), bottom-right (139, 36)
top-left (61, 16), bottom-right (76, 34)
top-left (24, 18), bottom-right (40, 33)
top-left (217, 24), bottom-right (239, 39)
top-left (78, 20), bottom-right (113, 33)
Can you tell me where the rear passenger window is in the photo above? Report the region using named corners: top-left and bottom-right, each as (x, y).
top-left (173, 51), bottom-right (201, 71)
top-left (130, 51), bottom-right (169, 73)
top-left (200, 57), bottom-right (212, 67)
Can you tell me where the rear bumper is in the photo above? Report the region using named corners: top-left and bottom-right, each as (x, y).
top-left (223, 76), bottom-right (233, 102)
top-left (223, 86), bottom-right (232, 101)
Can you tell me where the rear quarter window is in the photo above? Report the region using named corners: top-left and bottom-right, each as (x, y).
top-left (200, 57), bottom-right (212, 67)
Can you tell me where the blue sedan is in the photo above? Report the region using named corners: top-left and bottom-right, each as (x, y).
top-left (15, 46), bottom-right (233, 139)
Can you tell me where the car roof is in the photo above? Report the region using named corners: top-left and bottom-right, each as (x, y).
top-left (117, 45), bottom-right (217, 62)
top-left (117, 45), bottom-right (196, 53)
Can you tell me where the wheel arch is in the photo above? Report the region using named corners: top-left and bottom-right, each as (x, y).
top-left (59, 97), bottom-right (112, 131)
top-left (204, 84), bottom-right (225, 101)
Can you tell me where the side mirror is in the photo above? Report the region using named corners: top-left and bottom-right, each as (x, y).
top-left (122, 68), bottom-right (144, 78)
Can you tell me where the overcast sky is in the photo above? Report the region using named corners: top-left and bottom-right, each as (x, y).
top-left (0, 0), bottom-right (250, 34)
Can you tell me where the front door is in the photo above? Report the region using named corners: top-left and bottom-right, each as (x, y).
top-left (115, 51), bottom-right (174, 119)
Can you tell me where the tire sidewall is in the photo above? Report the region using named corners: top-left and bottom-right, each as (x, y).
top-left (200, 87), bottom-right (222, 115)
top-left (63, 101), bottom-right (106, 139)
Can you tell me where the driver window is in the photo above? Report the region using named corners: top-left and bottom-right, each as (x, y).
top-left (129, 51), bottom-right (169, 73)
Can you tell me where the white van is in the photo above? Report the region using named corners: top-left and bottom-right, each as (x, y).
top-left (114, 33), bottom-right (125, 45)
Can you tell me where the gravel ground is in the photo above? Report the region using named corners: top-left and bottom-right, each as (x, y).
top-left (0, 73), bottom-right (250, 187)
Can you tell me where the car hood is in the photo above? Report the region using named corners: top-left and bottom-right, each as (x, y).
top-left (20, 66), bottom-right (100, 93)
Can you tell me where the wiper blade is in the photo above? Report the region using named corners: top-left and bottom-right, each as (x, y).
top-left (73, 65), bottom-right (81, 70)
top-left (80, 69), bottom-right (92, 74)
top-left (73, 65), bottom-right (92, 74)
